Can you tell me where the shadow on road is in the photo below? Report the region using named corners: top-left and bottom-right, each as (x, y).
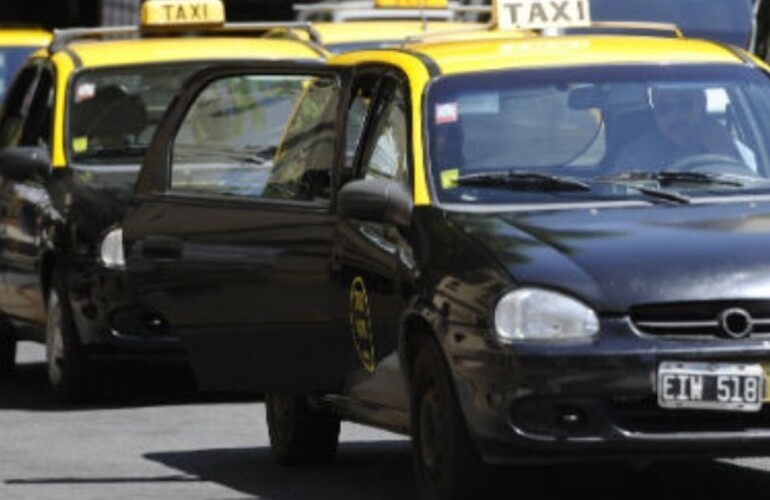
top-left (146, 443), bottom-right (770, 500)
top-left (147, 440), bottom-right (416, 500)
top-left (490, 460), bottom-right (770, 499)
top-left (0, 359), bottom-right (255, 412)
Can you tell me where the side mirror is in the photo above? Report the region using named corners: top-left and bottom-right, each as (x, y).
top-left (338, 178), bottom-right (412, 227)
top-left (0, 146), bottom-right (52, 182)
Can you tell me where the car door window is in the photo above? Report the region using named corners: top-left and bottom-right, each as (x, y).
top-left (344, 71), bottom-right (383, 172)
top-left (171, 73), bottom-right (339, 201)
top-left (19, 67), bottom-right (53, 149)
top-left (0, 65), bottom-right (39, 149)
top-left (265, 75), bottom-right (340, 201)
top-left (359, 79), bottom-right (409, 184)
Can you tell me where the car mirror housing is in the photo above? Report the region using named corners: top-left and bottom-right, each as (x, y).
top-left (0, 146), bottom-right (52, 182)
top-left (338, 178), bottom-right (412, 227)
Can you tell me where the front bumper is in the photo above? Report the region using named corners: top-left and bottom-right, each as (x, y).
top-left (68, 267), bottom-right (184, 363)
top-left (449, 317), bottom-right (770, 464)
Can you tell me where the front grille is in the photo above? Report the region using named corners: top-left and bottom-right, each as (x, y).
top-left (611, 396), bottom-right (770, 433)
top-left (630, 301), bottom-right (770, 339)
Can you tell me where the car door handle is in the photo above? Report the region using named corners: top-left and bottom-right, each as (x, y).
top-left (141, 235), bottom-right (183, 260)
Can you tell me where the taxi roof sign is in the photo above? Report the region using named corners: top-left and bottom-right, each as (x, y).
top-left (141, 0), bottom-right (226, 28)
top-left (495, 0), bottom-right (590, 31)
top-left (374, 0), bottom-right (449, 8)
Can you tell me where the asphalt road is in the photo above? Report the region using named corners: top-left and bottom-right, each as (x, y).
top-left (3, 342), bottom-right (770, 500)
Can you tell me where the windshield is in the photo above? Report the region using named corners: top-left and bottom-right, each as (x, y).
top-left (0, 47), bottom-right (39, 103)
top-left (590, 0), bottom-right (753, 48)
top-left (427, 65), bottom-right (770, 205)
top-left (68, 63), bottom-right (206, 164)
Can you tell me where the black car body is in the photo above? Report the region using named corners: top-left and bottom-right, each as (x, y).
top-left (121, 23), bottom-right (770, 500)
top-left (0, 51), bottom-right (204, 402)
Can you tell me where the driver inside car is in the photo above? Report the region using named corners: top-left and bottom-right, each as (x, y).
top-left (614, 85), bottom-right (753, 172)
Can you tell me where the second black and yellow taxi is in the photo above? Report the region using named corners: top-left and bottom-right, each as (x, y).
top-left (0, 0), bottom-right (326, 401)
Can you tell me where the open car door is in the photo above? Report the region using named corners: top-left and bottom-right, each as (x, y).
top-left (122, 63), bottom-right (351, 393)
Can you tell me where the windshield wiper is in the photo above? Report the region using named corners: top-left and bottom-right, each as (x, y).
top-left (605, 170), bottom-right (744, 187)
top-left (599, 169), bottom-right (751, 204)
top-left (456, 170), bottom-right (591, 192)
top-left (627, 184), bottom-right (691, 204)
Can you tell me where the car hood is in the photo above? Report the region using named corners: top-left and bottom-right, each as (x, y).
top-left (449, 200), bottom-right (770, 313)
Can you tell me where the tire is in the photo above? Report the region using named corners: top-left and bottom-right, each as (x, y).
top-left (45, 275), bottom-right (93, 402)
top-left (265, 392), bottom-right (340, 465)
top-left (0, 326), bottom-right (16, 377)
top-left (411, 337), bottom-right (489, 500)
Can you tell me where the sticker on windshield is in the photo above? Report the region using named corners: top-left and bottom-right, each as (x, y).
top-left (435, 102), bottom-right (459, 125)
top-left (350, 276), bottom-right (376, 373)
top-left (75, 82), bottom-right (96, 103)
top-left (459, 92), bottom-right (499, 114)
top-left (441, 168), bottom-right (459, 189)
top-left (72, 136), bottom-right (88, 153)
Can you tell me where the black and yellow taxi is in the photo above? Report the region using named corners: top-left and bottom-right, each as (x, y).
top-left (121, 0), bottom-right (770, 497)
top-left (0, 0), bottom-right (327, 400)
top-left (0, 29), bottom-right (51, 103)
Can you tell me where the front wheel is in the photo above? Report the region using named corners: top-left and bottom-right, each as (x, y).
top-left (45, 277), bottom-right (93, 402)
top-left (411, 338), bottom-right (489, 500)
top-left (265, 392), bottom-right (340, 465)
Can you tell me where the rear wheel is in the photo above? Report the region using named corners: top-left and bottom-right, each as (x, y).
top-left (411, 337), bottom-right (489, 500)
top-left (265, 392), bottom-right (340, 465)
top-left (46, 275), bottom-right (93, 402)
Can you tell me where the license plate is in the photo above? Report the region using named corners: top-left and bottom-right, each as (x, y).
top-left (657, 361), bottom-right (764, 412)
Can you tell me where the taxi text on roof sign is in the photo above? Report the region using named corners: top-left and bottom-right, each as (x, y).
top-left (374, 0), bottom-right (449, 9)
top-left (141, 0), bottom-right (226, 28)
top-left (495, 0), bottom-right (590, 31)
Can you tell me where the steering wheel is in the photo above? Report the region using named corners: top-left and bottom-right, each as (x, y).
top-left (667, 154), bottom-right (756, 176)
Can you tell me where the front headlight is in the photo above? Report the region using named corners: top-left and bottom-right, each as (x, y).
top-left (99, 227), bottom-right (125, 269)
top-left (493, 288), bottom-right (599, 342)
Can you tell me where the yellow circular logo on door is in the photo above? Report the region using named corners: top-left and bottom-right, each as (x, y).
top-left (350, 276), bottom-right (375, 373)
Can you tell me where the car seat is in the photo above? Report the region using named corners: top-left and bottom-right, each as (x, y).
top-left (74, 85), bottom-right (148, 148)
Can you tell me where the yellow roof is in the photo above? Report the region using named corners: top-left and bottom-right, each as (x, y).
top-left (0, 28), bottom-right (51, 47)
top-left (275, 21), bottom-right (532, 51)
top-left (333, 35), bottom-right (747, 74)
top-left (65, 36), bottom-right (324, 68)
top-left (307, 21), bottom-right (489, 45)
